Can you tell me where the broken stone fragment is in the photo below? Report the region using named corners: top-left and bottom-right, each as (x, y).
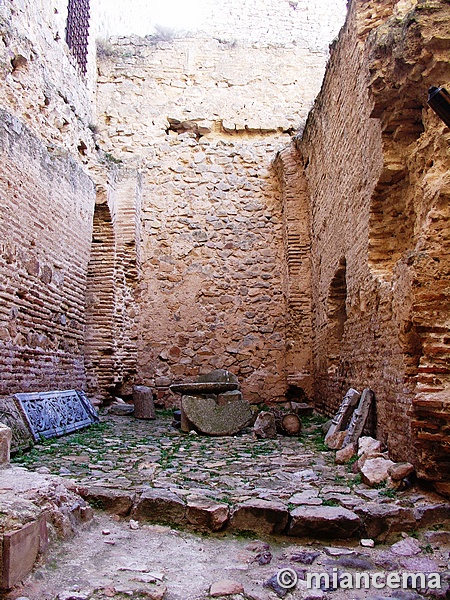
top-left (288, 506), bottom-right (361, 539)
top-left (325, 388), bottom-right (360, 444)
top-left (209, 579), bottom-right (244, 597)
top-left (388, 462), bottom-right (414, 481)
top-left (390, 536), bottom-right (421, 556)
top-left (360, 457), bottom-right (395, 487)
top-left (358, 436), bottom-right (382, 457)
top-left (182, 394), bottom-right (252, 436)
top-left (185, 497), bottom-right (229, 532)
top-left (335, 443), bottom-right (356, 464)
top-left (325, 429), bottom-right (347, 450)
top-left (253, 411), bottom-right (277, 439)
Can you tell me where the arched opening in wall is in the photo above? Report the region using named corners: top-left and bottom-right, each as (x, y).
top-left (327, 258), bottom-right (347, 370)
top-left (84, 203), bottom-right (115, 404)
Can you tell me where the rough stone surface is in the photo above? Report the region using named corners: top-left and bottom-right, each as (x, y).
top-left (77, 486), bottom-right (134, 517)
top-left (358, 437), bottom-right (382, 457)
top-left (360, 457), bottom-right (396, 487)
top-left (335, 443), bottom-right (356, 465)
top-left (186, 498), bottom-right (229, 532)
top-left (288, 506), bottom-right (360, 539)
top-left (388, 462), bottom-right (415, 481)
top-left (209, 579), bottom-right (244, 597)
top-left (230, 499), bottom-right (289, 536)
top-left (0, 423), bottom-right (12, 465)
top-left (253, 411), bottom-right (277, 439)
top-left (181, 394), bottom-right (252, 436)
top-left (133, 386), bottom-right (156, 420)
top-left (354, 503), bottom-right (416, 542)
top-left (132, 489), bottom-right (186, 525)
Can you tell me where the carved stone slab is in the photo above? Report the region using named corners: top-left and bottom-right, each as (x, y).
top-left (325, 388), bottom-right (360, 445)
top-left (343, 388), bottom-right (374, 448)
top-left (0, 397), bottom-right (34, 453)
top-left (14, 390), bottom-right (99, 442)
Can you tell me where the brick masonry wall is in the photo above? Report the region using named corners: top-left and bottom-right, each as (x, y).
top-left (288, 0), bottom-right (450, 484)
top-left (0, 109), bottom-right (95, 394)
top-left (0, 0), bottom-right (98, 398)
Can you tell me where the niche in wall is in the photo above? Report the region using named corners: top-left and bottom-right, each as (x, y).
top-left (327, 257), bottom-right (347, 370)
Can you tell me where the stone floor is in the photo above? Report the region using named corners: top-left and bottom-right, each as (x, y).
top-left (10, 411), bottom-right (450, 537)
top-left (4, 411), bottom-right (450, 600)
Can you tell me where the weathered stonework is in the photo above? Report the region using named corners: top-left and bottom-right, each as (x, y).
top-left (0, 109), bottom-right (95, 395)
top-left (280, 0), bottom-right (450, 485)
top-left (93, 11), bottom-right (346, 403)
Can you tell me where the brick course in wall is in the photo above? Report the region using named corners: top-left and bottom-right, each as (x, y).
top-left (0, 110), bottom-right (95, 395)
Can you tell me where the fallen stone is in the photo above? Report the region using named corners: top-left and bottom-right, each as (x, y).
top-left (388, 462), bottom-right (415, 481)
top-left (230, 498), bottom-right (288, 535)
top-left (77, 486), bottom-right (134, 517)
top-left (209, 579), bottom-right (244, 597)
top-left (390, 536), bottom-right (421, 556)
top-left (360, 538), bottom-right (375, 547)
top-left (399, 556), bottom-right (441, 572)
top-left (132, 489), bottom-right (186, 525)
top-left (335, 443), bottom-right (356, 464)
top-left (353, 503), bottom-right (416, 541)
top-left (360, 457), bottom-right (395, 486)
top-left (358, 436), bottom-right (382, 457)
top-left (108, 403), bottom-right (134, 416)
top-left (182, 394), bottom-right (252, 436)
top-left (324, 546), bottom-right (355, 556)
top-left (288, 506), bottom-right (360, 539)
top-left (253, 411), bottom-right (277, 439)
top-left (186, 497), bottom-right (229, 531)
top-left (289, 550), bottom-right (320, 564)
top-left (332, 553), bottom-right (374, 570)
top-left (0, 423), bottom-right (12, 464)
top-left (325, 430), bottom-right (347, 450)
top-left (264, 573), bottom-right (289, 598)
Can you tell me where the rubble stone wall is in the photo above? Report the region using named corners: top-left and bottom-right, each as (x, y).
top-left (289, 0), bottom-right (450, 482)
top-left (94, 6), bottom-right (347, 404)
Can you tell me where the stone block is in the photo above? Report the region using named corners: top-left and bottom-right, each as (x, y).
top-left (360, 457), bottom-right (395, 487)
top-left (0, 424), bottom-right (12, 465)
top-left (354, 503), bottom-right (416, 541)
top-left (288, 505), bottom-right (361, 539)
top-left (132, 489), bottom-right (186, 525)
top-left (0, 514), bottom-right (47, 590)
top-left (78, 486), bottom-right (135, 517)
top-left (186, 498), bottom-right (229, 531)
top-left (325, 388), bottom-right (360, 443)
top-left (230, 499), bottom-right (288, 535)
top-left (181, 395), bottom-right (252, 436)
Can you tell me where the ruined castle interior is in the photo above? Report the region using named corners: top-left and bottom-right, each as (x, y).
top-left (0, 0), bottom-right (449, 596)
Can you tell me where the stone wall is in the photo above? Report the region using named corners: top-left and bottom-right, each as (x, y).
top-left (94, 15), bottom-right (346, 403)
top-left (284, 0), bottom-right (450, 485)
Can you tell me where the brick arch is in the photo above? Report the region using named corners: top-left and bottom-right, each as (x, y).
top-left (84, 202), bottom-right (115, 403)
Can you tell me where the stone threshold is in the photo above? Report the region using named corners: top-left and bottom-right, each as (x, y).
top-left (75, 483), bottom-right (450, 542)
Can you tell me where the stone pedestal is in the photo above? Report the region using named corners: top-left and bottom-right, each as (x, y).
top-left (133, 386), bottom-right (156, 420)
